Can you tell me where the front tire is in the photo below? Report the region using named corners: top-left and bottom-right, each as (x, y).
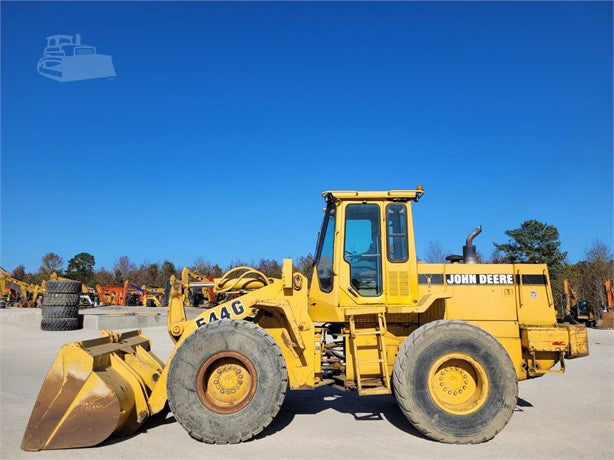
top-left (393, 320), bottom-right (518, 444)
top-left (167, 319), bottom-right (288, 444)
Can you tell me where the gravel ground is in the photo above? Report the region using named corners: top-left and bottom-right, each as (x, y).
top-left (1, 309), bottom-right (613, 459)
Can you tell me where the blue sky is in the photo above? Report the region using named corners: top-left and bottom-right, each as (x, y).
top-left (1, 1), bottom-right (612, 273)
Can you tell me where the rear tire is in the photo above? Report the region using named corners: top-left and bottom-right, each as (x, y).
top-left (167, 319), bottom-right (287, 444)
top-left (393, 319), bottom-right (518, 444)
top-left (41, 317), bottom-right (80, 331)
top-left (42, 293), bottom-right (80, 307)
top-left (45, 281), bottom-right (82, 294)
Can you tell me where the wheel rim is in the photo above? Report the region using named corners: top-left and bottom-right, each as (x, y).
top-left (195, 351), bottom-right (257, 414)
top-left (427, 352), bottom-right (489, 415)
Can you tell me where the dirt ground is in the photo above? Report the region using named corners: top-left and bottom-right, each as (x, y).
top-left (1, 310), bottom-right (613, 459)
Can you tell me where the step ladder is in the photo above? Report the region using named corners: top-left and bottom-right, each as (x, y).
top-left (348, 311), bottom-right (391, 395)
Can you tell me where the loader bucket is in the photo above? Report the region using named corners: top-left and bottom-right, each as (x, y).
top-left (21, 329), bottom-right (164, 451)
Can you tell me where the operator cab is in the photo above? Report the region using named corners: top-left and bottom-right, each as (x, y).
top-left (311, 189), bottom-right (424, 320)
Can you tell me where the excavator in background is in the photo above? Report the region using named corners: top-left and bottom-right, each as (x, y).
top-left (96, 281), bottom-right (129, 306)
top-left (563, 279), bottom-right (578, 323)
top-left (0, 268), bottom-right (44, 308)
top-left (174, 268), bottom-right (215, 307)
top-left (1, 269), bottom-right (96, 308)
top-left (95, 281), bottom-right (164, 307)
top-left (124, 283), bottom-right (145, 306)
top-left (173, 266), bottom-right (270, 308)
top-left (125, 283), bottom-right (165, 306)
top-left (563, 279), bottom-right (596, 327)
top-left (575, 300), bottom-right (596, 327)
top-left (141, 285), bottom-right (165, 307)
top-left (602, 279), bottom-right (614, 329)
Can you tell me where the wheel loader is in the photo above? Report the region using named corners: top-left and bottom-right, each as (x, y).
top-left (21, 188), bottom-right (589, 451)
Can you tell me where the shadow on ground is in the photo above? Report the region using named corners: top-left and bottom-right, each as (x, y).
top-left (255, 385), bottom-right (427, 441)
top-left (101, 388), bottom-right (534, 447)
top-left (514, 397), bottom-right (534, 412)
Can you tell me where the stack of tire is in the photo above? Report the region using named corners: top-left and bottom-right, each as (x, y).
top-left (41, 280), bottom-right (82, 331)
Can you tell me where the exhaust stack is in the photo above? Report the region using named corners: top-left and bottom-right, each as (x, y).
top-left (462, 225), bottom-right (482, 264)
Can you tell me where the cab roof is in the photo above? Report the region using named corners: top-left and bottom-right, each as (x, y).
top-left (323, 186), bottom-right (425, 202)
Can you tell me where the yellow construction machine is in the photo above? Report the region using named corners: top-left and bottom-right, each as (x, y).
top-left (142, 285), bottom-right (165, 307)
top-left (563, 279), bottom-right (597, 327)
top-left (174, 266), bottom-right (270, 307)
top-left (171, 267), bottom-right (214, 307)
top-left (0, 268), bottom-right (44, 308)
top-left (22, 188), bottom-right (589, 451)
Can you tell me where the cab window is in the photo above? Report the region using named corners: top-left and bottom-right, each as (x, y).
top-left (344, 204), bottom-right (382, 296)
top-left (387, 204), bottom-right (408, 262)
top-left (314, 205), bottom-right (336, 292)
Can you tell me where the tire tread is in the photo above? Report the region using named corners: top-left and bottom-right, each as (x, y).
top-left (42, 293), bottom-right (80, 307)
top-left (41, 317), bottom-right (80, 331)
top-left (393, 319), bottom-right (517, 444)
top-left (45, 280), bottom-right (82, 294)
top-left (42, 305), bottom-right (79, 319)
top-left (168, 319), bottom-right (287, 444)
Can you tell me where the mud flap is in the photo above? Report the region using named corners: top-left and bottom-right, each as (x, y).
top-left (21, 330), bottom-right (164, 451)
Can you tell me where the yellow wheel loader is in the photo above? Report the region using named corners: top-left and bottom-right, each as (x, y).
top-left (21, 188), bottom-right (589, 451)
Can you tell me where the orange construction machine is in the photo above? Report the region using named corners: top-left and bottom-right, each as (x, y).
top-left (602, 279), bottom-right (614, 329)
top-left (95, 281), bottom-right (163, 306)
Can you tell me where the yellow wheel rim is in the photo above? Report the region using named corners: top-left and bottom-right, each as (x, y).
top-left (196, 351), bottom-right (257, 414)
top-left (427, 352), bottom-right (489, 415)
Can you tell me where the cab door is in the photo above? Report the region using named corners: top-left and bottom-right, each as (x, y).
top-left (338, 202), bottom-right (386, 306)
top-left (308, 203), bottom-right (343, 322)
top-left (384, 202), bottom-right (418, 305)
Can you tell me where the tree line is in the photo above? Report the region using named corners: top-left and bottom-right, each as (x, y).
top-left (9, 253), bottom-right (315, 289)
top-left (8, 219), bottom-right (612, 314)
